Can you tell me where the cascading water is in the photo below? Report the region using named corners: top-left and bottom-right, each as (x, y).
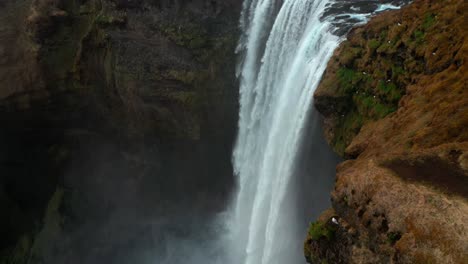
top-left (229, 0), bottom-right (409, 263)
top-left (231, 1), bottom-right (340, 263)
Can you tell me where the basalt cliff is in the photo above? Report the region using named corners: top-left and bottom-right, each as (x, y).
top-left (0, 0), bottom-right (241, 263)
top-left (306, 0), bottom-right (467, 263)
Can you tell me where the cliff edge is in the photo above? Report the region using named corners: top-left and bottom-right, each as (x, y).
top-left (307, 0), bottom-right (467, 263)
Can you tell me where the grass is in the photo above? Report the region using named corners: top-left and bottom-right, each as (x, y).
top-left (392, 66), bottom-right (405, 78)
top-left (308, 221), bottom-right (336, 241)
top-left (340, 46), bottom-right (362, 65)
top-left (369, 39), bottom-right (381, 50)
top-left (414, 30), bottom-right (425, 43)
top-left (374, 103), bottom-right (396, 118)
top-left (423, 13), bottom-right (436, 29)
top-left (377, 81), bottom-right (403, 103)
top-left (332, 110), bottom-right (365, 155)
top-left (337, 67), bottom-right (360, 93)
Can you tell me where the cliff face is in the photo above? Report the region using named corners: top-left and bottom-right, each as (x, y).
top-left (0, 0), bottom-right (241, 263)
top-left (306, 0), bottom-right (467, 263)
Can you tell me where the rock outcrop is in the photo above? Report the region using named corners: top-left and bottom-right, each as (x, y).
top-left (307, 0), bottom-right (467, 263)
top-left (0, 0), bottom-right (241, 263)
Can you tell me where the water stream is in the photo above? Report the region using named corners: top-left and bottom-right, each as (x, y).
top-left (229, 1), bottom-right (408, 263)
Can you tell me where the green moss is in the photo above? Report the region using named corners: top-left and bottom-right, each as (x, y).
top-left (376, 42), bottom-right (396, 54)
top-left (392, 66), bottom-right (405, 78)
top-left (374, 103), bottom-right (396, 118)
top-left (337, 68), bottom-right (360, 93)
top-left (308, 221), bottom-right (336, 241)
top-left (423, 13), bottom-right (436, 29)
top-left (379, 29), bottom-right (388, 39)
top-left (368, 39), bottom-right (381, 50)
top-left (388, 87), bottom-right (402, 103)
top-left (333, 110), bottom-right (365, 155)
top-left (377, 81), bottom-right (402, 103)
top-left (413, 30), bottom-right (425, 43)
top-left (340, 47), bottom-right (362, 65)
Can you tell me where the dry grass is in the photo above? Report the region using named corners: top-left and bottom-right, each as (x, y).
top-left (333, 158), bottom-right (468, 263)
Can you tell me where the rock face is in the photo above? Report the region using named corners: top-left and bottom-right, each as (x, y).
top-left (306, 0), bottom-right (468, 263)
top-left (0, 0), bottom-right (241, 263)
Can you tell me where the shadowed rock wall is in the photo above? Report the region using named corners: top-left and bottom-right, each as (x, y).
top-left (0, 0), bottom-right (242, 263)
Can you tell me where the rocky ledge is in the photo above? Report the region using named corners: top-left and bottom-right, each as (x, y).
top-left (307, 0), bottom-right (467, 263)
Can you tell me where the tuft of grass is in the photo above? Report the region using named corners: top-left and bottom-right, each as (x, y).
top-left (377, 81), bottom-right (402, 103)
top-left (369, 39), bottom-right (381, 50)
top-left (308, 221), bottom-right (336, 241)
top-left (423, 13), bottom-right (436, 29)
top-left (413, 30), bottom-right (425, 43)
top-left (374, 103), bottom-right (396, 118)
top-left (332, 110), bottom-right (365, 155)
top-left (337, 68), bottom-right (360, 93)
top-left (343, 195), bottom-right (349, 205)
top-left (392, 66), bottom-right (406, 78)
top-left (340, 47), bottom-right (362, 66)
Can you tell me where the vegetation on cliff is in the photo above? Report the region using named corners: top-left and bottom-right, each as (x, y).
top-left (315, 0), bottom-right (466, 156)
top-left (308, 0), bottom-right (467, 263)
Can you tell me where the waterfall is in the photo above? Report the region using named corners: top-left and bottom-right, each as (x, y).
top-left (227, 0), bottom-right (411, 263)
top-left (231, 0), bottom-right (340, 263)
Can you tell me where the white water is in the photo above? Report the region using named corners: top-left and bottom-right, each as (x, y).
top-left (224, 1), bottom-right (411, 263)
top-left (375, 4), bottom-right (401, 13)
top-left (230, 0), bottom-right (340, 263)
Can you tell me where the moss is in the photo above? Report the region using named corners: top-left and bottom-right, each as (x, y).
top-left (392, 66), bottom-right (405, 78)
top-left (377, 81), bottom-right (402, 103)
top-left (308, 221), bottom-right (336, 241)
top-left (373, 103), bottom-right (396, 118)
top-left (337, 68), bottom-right (360, 93)
top-left (376, 42), bottom-right (396, 54)
top-left (379, 29), bottom-right (388, 39)
top-left (368, 39), bottom-right (381, 50)
top-left (333, 110), bottom-right (364, 155)
top-left (413, 30), bottom-right (425, 43)
top-left (423, 13), bottom-right (436, 29)
top-left (340, 47), bottom-right (362, 65)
